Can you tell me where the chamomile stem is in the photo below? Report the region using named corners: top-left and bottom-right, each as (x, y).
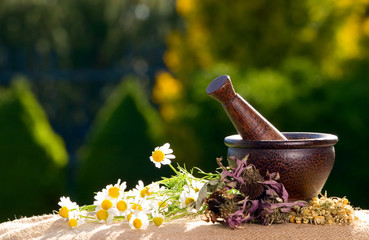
top-left (80, 215), bottom-right (95, 219)
top-left (80, 205), bottom-right (96, 212)
top-left (168, 163), bottom-right (179, 175)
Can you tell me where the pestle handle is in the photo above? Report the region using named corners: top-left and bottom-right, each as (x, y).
top-left (207, 75), bottom-right (287, 141)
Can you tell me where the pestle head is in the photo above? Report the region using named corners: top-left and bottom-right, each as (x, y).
top-left (206, 75), bottom-right (237, 104)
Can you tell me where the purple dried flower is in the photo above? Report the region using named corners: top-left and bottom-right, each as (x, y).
top-left (261, 180), bottom-right (289, 202)
top-left (219, 156), bottom-right (247, 185)
top-left (205, 155), bottom-right (307, 228)
top-left (226, 199), bottom-right (253, 228)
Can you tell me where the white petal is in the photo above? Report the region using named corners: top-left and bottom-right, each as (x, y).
top-left (159, 143), bottom-right (170, 151)
top-left (162, 148), bottom-right (173, 154)
top-left (163, 143), bottom-right (170, 148)
top-left (165, 154), bottom-right (175, 159)
top-left (136, 180), bottom-right (144, 189)
top-left (120, 182), bottom-right (127, 191)
top-left (161, 158), bottom-right (171, 165)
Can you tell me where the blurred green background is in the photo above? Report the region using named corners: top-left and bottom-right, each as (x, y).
top-left (1, 0), bottom-right (369, 222)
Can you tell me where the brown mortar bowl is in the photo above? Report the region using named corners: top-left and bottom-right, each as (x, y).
top-left (224, 132), bottom-right (338, 201)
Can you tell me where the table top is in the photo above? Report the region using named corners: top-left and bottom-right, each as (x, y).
top-left (1, 211), bottom-right (369, 240)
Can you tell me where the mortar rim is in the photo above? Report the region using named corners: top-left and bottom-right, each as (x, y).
top-left (224, 132), bottom-right (338, 149)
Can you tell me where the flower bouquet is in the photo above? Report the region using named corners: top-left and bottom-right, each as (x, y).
top-left (57, 143), bottom-right (357, 229)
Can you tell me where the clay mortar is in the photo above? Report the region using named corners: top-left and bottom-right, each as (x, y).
top-left (224, 132), bottom-right (338, 201)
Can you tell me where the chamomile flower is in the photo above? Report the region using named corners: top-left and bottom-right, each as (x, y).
top-left (58, 196), bottom-right (79, 219)
top-left (95, 207), bottom-right (119, 223)
top-left (190, 180), bottom-right (205, 193)
top-left (151, 211), bottom-right (165, 226)
top-left (94, 191), bottom-right (119, 222)
top-left (150, 195), bottom-right (171, 212)
top-left (116, 197), bottom-right (129, 214)
top-left (150, 143), bottom-right (175, 168)
top-left (129, 196), bottom-right (151, 213)
top-left (135, 180), bottom-right (151, 198)
top-left (129, 211), bottom-right (149, 229)
top-left (125, 210), bottom-right (135, 222)
top-left (68, 210), bottom-right (85, 228)
top-left (146, 181), bottom-right (164, 195)
top-left (179, 188), bottom-right (198, 211)
top-left (104, 179), bottom-right (127, 199)
top-left (94, 191), bottom-right (115, 210)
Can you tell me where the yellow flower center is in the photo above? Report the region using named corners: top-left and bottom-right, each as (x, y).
top-left (140, 187), bottom-right (151, 198)
top-left (117, 200), bottom-right (128, 212)
top-left (133, 218), bottom-right (143, 229)
top-left (152, 150), bottom-right (165, 163)
top-left (131, 203), bottom-right (143, 211)
top-left (59, 206), bottom-right (69, 218)
top-left (68, 218), bottom-right (78, 227)
top-left (194, 188), bottom-right (200, 193)
top-left (185, 197), bottom-right (195, 206)
top-left (153, 217), bottom-right (164, 226)
top-left (127, 212), bottom-right (133, 221)
top-left (109, 187), bottom-right (120, 198)
top-left (140, 189), bottom-right (147, 198)
top-left (96, 209), bottom-right (109, 221)
top-left (101, 199), bottom-right (113, 210)
top-left (158, 201), bottom-right (167, 209)
top-left (145, 188), bottom-right (151, 196)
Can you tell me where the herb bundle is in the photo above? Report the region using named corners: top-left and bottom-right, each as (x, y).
top-left (204, 155), bottom-right (306, 228)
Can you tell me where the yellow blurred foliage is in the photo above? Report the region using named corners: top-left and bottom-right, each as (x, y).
top-left (176, 0), bottom-right (195, 16)
top-left (363, 18), bottom-right (369, 36)
top-left (152, 71), bottom-right (183, 104)
top-left (335, 15), bottom-right (361, 59)
top-left (336, 0), bottom-right (369, 9)
top-left (165, 0), bottom-right (369, 81)
top-left (159, 103), bottom-right (177, 121)
top-left (299, 27), bottom-right (317, 42)
top-left (186, 22), bottom-right (213, 68)
top-left (164, 32), bottom-right (182, 72)
top-left (322, 58), bottom-right (343, 79)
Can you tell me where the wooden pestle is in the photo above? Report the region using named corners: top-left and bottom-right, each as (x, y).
top-left (206, 75), bottom-right (287, 141)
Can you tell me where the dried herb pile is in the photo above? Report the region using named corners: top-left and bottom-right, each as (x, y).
top-left (204, 155), bottom-right (306, 228)
top-left (289, 193), bottom-right (357, 225)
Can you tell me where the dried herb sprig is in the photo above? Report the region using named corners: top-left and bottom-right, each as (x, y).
top-left (204, 155), bottom-right (306, 228)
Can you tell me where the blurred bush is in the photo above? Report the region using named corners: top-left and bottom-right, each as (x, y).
top-left (77, 77), bottom-right (169, 204)
top-left (0, 76), bottom-right (68, 221)
top-left (0, 0), bottom-right (178, 216)
top-left (0, 0), bottom-right (175, 71)
top-left (0, 0), bottom-right (177, 195)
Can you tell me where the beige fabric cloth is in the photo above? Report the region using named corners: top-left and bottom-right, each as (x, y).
top-left (1, 211), bottom-right (369, 240)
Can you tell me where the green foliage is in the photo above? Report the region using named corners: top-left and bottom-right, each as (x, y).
top-left (159, 0), bottom-right (369, 209)
top-left (169, 0), bottom-right (365, 77)
top-left (78, 77), bottom-right (167, 204)
top-left (0, 76), bottom-right (68, 222)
